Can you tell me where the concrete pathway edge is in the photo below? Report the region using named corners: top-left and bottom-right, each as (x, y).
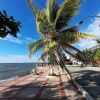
top-left (72, 79), bottom-right (95, 100)
top-left (64, 70), bottom-right (95, 100)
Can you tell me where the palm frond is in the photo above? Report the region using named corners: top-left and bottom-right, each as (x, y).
top-left (39, 52), bottom-right (48, 61)
top-left (79, 32), bottom-right (95, 38)
top-left (46, 0), bottom-right (58, 23)
top-left (36, 10), bottom-right (49, 34)
top-left (44, 41), bottom-right (58, 52)
top-left (60, 42), bottom-right (81, 53)
top-left (39, 41), bottom-right (58, 61)
top-left (56, 26), bottom-right (95, 43)
top-left (40, 50), bottom-right (57, 64)
top-left (55, 0), bottom-right (81, 30)
top-left (27, 0), bottom-right (38, 16)
top-left (61, 26), bottom-right (78, 33)
top-left (27, 0), bottom-right (49, 34)
top-left (28, 39), bottom-right (45, 58)
top-left (59, 32), bottom-right (95, 43)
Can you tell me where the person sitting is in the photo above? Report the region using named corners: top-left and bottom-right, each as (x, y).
top-left (35, 70), bottom-right (43, 75)
top-left (32, 67), bottom-right (43, 75)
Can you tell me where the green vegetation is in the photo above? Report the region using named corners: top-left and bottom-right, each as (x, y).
top-left (83, 48), bottom-right (100, 65)
top-left (96, 39), bottom-right (100, 44)
top-left (82, 49), bottom-right (94, 63)
top-left (0, 10), bottom-right (21, 38)
top-left (27, 0), bottom-right (94, 76)
top-left (93, 49), bottom-right (100, 61)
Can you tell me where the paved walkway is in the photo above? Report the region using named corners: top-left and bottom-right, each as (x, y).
top-left (67, 66), bottom-right (100, 100)
top-left (0, 66), bottom-right (84, 100)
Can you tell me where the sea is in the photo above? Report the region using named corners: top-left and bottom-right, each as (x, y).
top-left (0, 63), bottom-right (35, 82)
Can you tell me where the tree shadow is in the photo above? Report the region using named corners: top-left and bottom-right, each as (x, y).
top-left (0, 75), bottom-right (83, 100)
top-left (0, 80), bottom-right (61, 100)
top-left (72, 70), bottom-right (100, 99)
top-left (0, 78), bottom-right (72, 100)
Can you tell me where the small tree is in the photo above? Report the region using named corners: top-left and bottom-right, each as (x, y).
top-left (0, 10), bottom-right (21, 38)
top-left (93, 49), bottom-right (100, 66)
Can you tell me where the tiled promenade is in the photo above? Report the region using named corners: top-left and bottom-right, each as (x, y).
top-left (0, 66), bottom-right (85, 100)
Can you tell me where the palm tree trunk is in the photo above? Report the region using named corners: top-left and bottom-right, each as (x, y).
top-left (54, 49), bottom-right (73, 80)
top-left (50, 64), bottom-right (53, 75)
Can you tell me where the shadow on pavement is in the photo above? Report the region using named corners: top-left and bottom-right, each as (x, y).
top-left (0, 80), bottom-right (60, 100)
top-left (72, 70), bottom-right (100, 99)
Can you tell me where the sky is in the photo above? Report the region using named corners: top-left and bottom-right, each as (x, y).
top-left (0, 0), bottom-right (100, 63)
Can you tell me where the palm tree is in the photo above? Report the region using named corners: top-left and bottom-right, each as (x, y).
top-left (27, 0), bottom-right (94, 78)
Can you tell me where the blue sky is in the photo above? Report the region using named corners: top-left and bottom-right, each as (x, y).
top-left (0, 0), bottom-right (100, 63)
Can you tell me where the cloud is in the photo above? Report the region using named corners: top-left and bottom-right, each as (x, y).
top-left (0, 35), bottom-right (22, 44)
top-left (86, 14), bottom-right (100, 36)
top-left (25, 37), bottom-right (33, 41)
top-left (78, 39), bottom-right (97, 50)
top-left (17, 34), bottom-right (22, 37)
top-left (0, 34), bottom-right (35, 44)
top-left (0, 55), bottom-right (41, 63)
top-left (78, 12), bottom-right (100, 50)
top-left (24, 37), bottom-right (35, 44)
